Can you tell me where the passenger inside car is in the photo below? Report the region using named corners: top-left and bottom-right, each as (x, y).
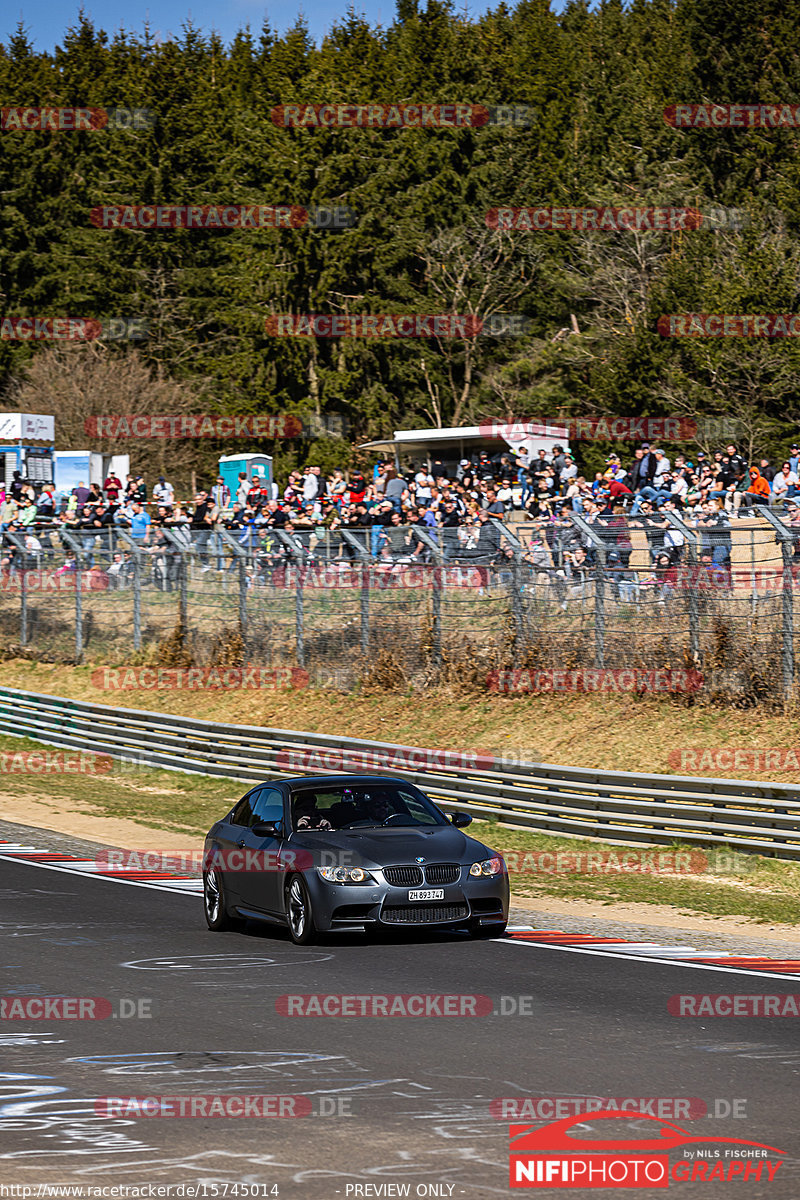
top-left (292, 793), bottom-right (333, 831)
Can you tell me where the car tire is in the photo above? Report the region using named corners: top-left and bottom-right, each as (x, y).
top-left (469, 920), bottom-right (507, 939)
top-left (203, 866), bottom-right (241, 931)
top-left (285, 875), bottom-right (316, 945)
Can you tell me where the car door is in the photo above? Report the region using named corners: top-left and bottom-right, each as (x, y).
top-left (208, 790), bottom-right (256, 903)
top-left (232, 786), bottom-right (288, 916)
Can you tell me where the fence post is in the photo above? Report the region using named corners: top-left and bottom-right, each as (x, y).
top-left (341, 529), bottom-right (371, 655)
top-left (760, 508), bottom-right (795, 699)
top-left (5, 532), bottom-right (30, 647)
top-left (413, 528), bottom-right (445, 670)
top-left (295, 564), bottom-right (305, 666)
top-left (664, 510), bottom-right (701, 664)
top-left (20, 567), bottom-right (27, 646)
top-left (117, 531), bottom-right (142, 651)
top-left (496, 524), bottom-right (525, 663)
top-left (568, 513), bottom-right (607, 667)
top-left (275, 529), bottom-right (309, 668)
top-left (216, 526), bottom-right (248, 655)
top-left (59, 529), bottom-right (85, 663)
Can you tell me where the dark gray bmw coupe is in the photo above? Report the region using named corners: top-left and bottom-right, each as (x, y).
top-left (203, 774), bottom-right (509, 943)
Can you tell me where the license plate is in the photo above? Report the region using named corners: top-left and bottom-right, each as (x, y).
top-left (408, 889), bottom-right (444, 901)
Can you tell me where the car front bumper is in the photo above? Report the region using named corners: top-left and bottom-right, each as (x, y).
top-left (304, 871), bottom-right (509, 931)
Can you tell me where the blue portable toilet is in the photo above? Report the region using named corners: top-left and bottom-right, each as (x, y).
top-left (218, 454), bottom-right (273, 500)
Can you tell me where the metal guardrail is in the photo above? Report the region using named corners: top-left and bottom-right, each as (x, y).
top-left (0, 685), bottom-right (798, 858)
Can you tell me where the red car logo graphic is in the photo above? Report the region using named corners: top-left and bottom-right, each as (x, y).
top-left (510, 1110), bottom-right (785, 1155)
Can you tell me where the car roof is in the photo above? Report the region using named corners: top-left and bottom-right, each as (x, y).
top-left (269, 774), bottom-right (414, 790)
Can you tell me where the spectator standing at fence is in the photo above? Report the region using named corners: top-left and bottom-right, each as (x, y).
top-left (302, 466), bottom-right (322, 503)
top-left (629, 445), bottom-right (654, 492)
top-left (104, 471), bottom-right (123, 503)
top-left (36, 485), bottom-right (55, 520)
top-left (190, 490), bottom-right (218, 568)
top-left (384, 466), bottom-right (406, 511)
top-left (153, 476), bottom-right (174, 507)
top-left (560, 453), bottom-right (578, 490)
top-left (234, 472), bottom-right (249, 507)
top-left (126, 501), bottom-right (151, 545)
top-left (211, 476), bottom-right (230, 510)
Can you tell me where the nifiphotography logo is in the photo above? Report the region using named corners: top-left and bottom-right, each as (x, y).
top-left (508, 1110), bottom-right (785, 1188)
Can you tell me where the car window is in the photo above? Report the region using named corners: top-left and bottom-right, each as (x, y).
top-left (230, 787), bottom-right (283, 829)
top-left (252, 788), bottom-right (284, 826)
top-left (289, 784), bottom-right (446, 829)
top-left (230, 790), bottom-right (258, 827)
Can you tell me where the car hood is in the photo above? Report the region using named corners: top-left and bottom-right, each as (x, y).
top-left (289, 825), bottom-right (498, 869)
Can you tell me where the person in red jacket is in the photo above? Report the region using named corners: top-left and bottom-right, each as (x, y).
top-left (104, 473), bottom-right (123, 502)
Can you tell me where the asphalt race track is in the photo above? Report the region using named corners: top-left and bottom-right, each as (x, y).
top-left (1, 855), bottom-right (799, 1198)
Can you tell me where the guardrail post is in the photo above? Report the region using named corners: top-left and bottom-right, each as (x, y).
top-left (664, 509), bottom-right (701, 664)
top-left (761, 508), bottom-right (795, 699)
top-left (413, 527), bottom-right (445, 670)
top-left (569, 513), bottom-right (607, 667)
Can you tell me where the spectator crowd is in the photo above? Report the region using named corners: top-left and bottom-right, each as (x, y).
top-left (3, 438), bottom-right (800, 595)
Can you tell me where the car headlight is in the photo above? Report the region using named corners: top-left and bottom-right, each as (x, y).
top-left (469, 857), bottom-right (504, 877)
top-left (317, 866), bottom-right (373, 884)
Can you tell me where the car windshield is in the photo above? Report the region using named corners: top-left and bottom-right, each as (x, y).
top-left (289, 784), bottom-right (448, 831)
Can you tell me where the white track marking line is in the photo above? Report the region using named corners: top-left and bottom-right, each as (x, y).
top-left (0, 853), bottom-right (202, 895)
top-left (501, 936), bottom-right (800, 980)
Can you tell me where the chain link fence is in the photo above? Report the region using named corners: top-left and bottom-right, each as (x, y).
top-left (0, 511), bottom-right (797, 702)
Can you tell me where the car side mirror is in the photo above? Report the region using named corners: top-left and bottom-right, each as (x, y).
top-left (450, 812), bottom-right (472, 828)
top-left (252, 820), bottom-right (282, 838)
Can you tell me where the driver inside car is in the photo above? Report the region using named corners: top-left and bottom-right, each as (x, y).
top-left (364, 793), bottom-right (394, 824)
top-left (293, 793), bottom-right (333, 831)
